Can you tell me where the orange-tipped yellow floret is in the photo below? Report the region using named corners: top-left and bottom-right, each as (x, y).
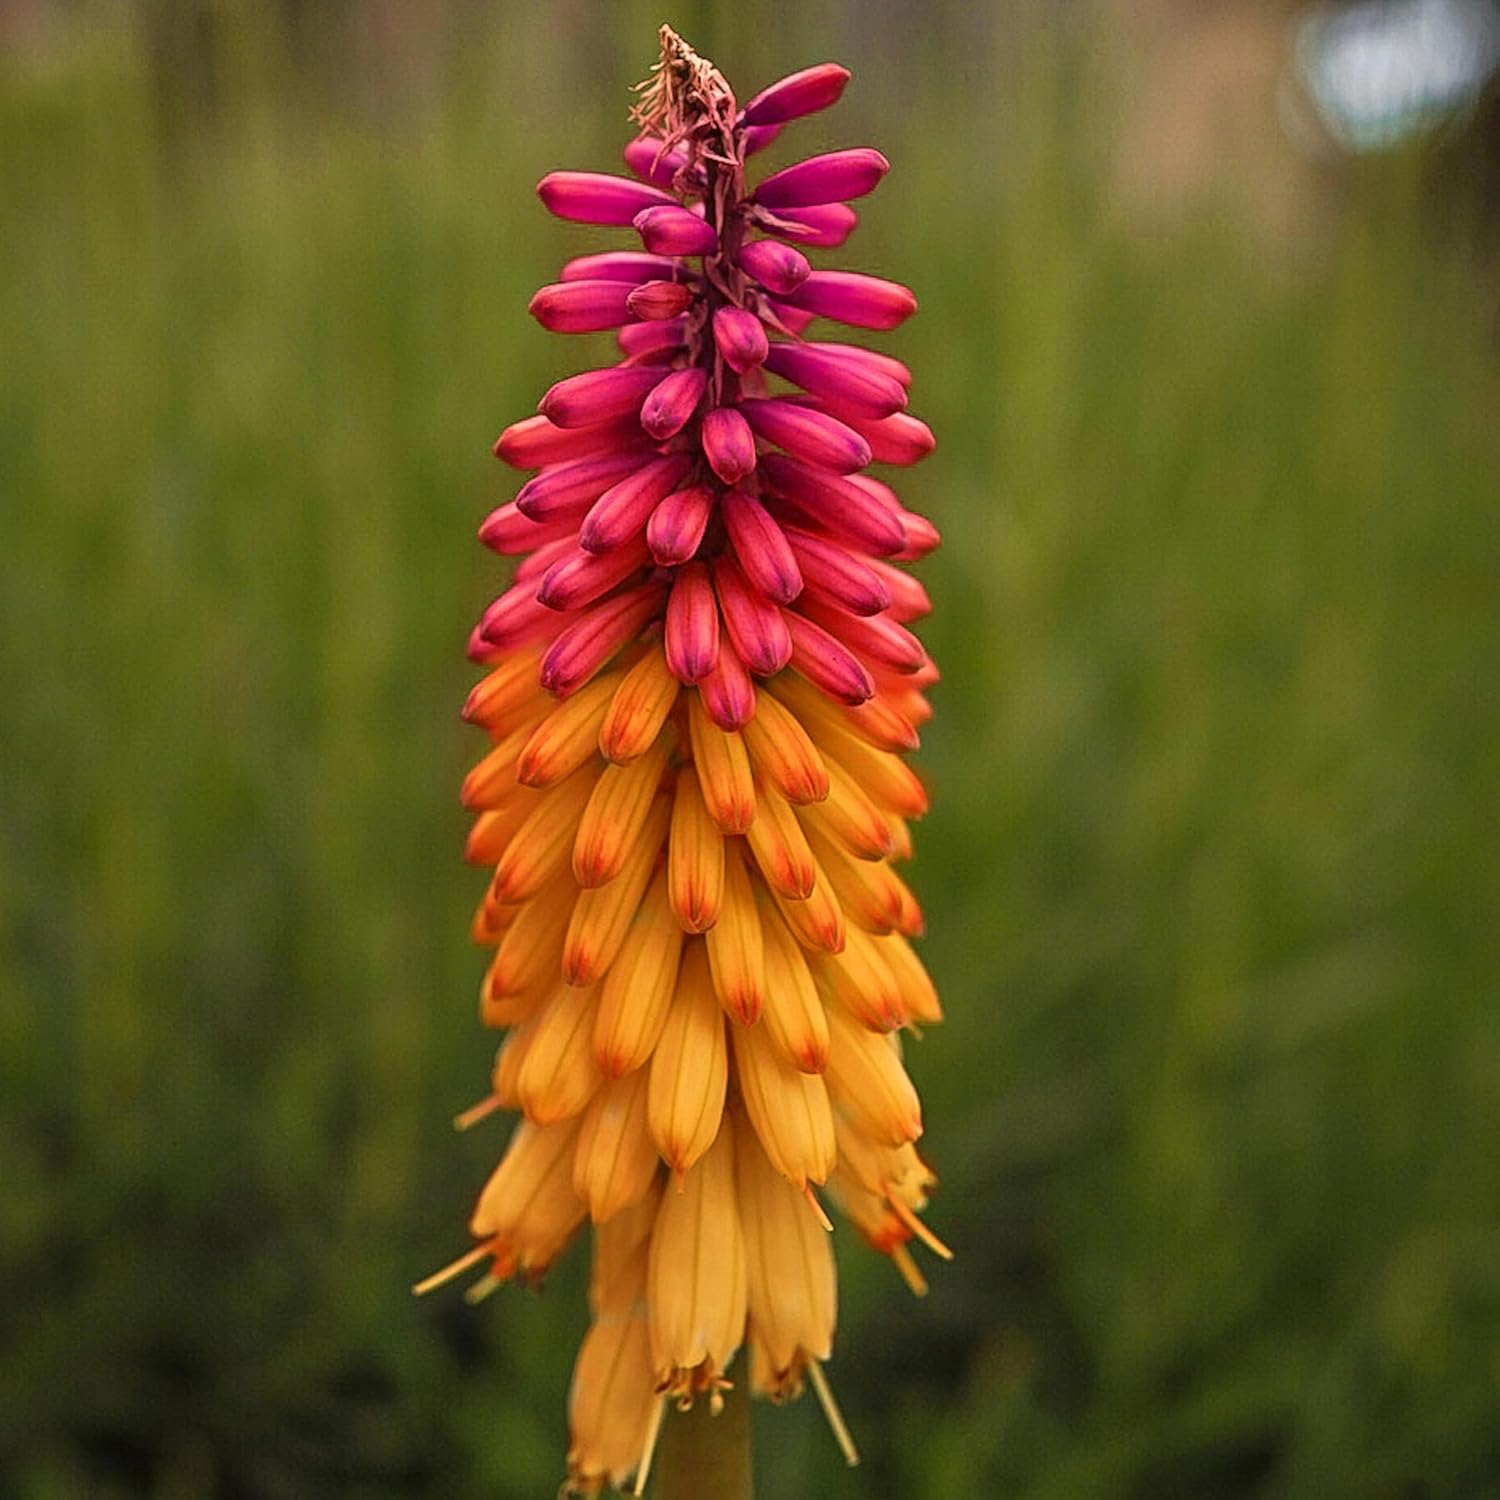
top-left (745, 776), bottom-right (817, 899)
top-left (573, 1068), bottom-right (659, 1223)
top-left (822, 1006), bottom-right (923, 1147)
top-left (470, 1116), bottom-right (587, 1275)
top-left (797, 758), bottom-right (895, 861)
top-left (517, 670), bottom-right (621, 787)
top-left (667, 767), bottom-right (725, 934)
top-left (687, 692), bottom-right (755, 834)
top-left (813, 923), bottom-right (907, 1032)
top-left (704, 838), bottom-right (766, 1026)
top-left (592, 867), bottom-right (684, 1077)
top-left (492, 765), bottom-right (597, 902)
top-left (516, 981), bottom-right (604, 1125)
top-left (647, 940), bottom-right (727, 1175)
top-left (758, 902), bottom-right (830, 1073)
top-left (741, 688), bottom-right (830, 805)
top-left (731, 1010), bottom-right (836, 1190)
top-left (572, 725), bottom-right (674, 887)
top-left (598, 645), bottom-right (680, 764)
top-left (769, 861), bottom-right (847, 955)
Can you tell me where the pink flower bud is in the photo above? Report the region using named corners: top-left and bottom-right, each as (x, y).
top-left (560, 251), bottom-right (678, 284)
top-left (639, 366), bottom-right (708, 440)
top-left (617, 317), bottom-right (687, 360)
top-left (625, 279), bottom-right (696, 320)
top-left (829, 409), bottom-right (936, 465)
top-left (762, 300), bottom-right (818, 337)
top-left (698, 639), bottom-right (756, 730)
top-left (514, 449), bottom-right (650, 523)
top-left (712, 307), bottom-right (769, 373)
top-left (869, 558), bottom-right (932, 621)
top-left (753, 202), bottom-right (857, 247)
top-left (579, 454), bottom-right (693, 555)
top-left (539, 583), bottom-right (666, 696)
top-left (742, 62), bottom-right (851, 126)
top-left (479, 580), bottom-right (557, 648)
top-left (742, 123), bottom-right (783, 156)
top-left (721, 488), bottom-right (802, 604)
top-left (528, 279), bottom-right (635, 334)
top-left (647, 483), bottom-right (713, 566)
top-left (799, 595), bottom-right (926, 673)
top-left (761, 342), bottom-right (907, 419)
top-left (738, 398), bottom-right (871, 474)
top-left (736, 239), bottom-right (810, 295)
top-left (784, 610), bottom-right (874, 705)
top-left (633, 205), bottom-right (719, 256)
top-left (783, 526), bottom-right (892, 616)
top-left (537, 170), bottom-right (674, 226)
top-left (623, 134), bottom-right (691, 189)
top-left (701, 407), bottom-right (757, 485)
top-left (537, 536), bottom-right (653, 612)
top-left (894, 508), bottom-right (941, 560)
top-left (759, 452), bottom-right (906, 556)
top-left (493, 413), bottom-right (645, 470)
top-left (815, 339), bottom-right (912, 387)
top-left (781, 270), bottom-right (917, 330)
top-left (539, 365), bottom-right (666, 428)
top-left (713, 555), bottom-right (793, 674)
top-left (665, 562), bottom-right (720, 684)
top-left (755, 149), bottom-right (889, 210)
top-left (478, 502), bottom-right (579, 556)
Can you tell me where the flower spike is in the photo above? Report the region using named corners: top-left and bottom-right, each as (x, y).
top-left (434, 26), bottom-right (948, 1492)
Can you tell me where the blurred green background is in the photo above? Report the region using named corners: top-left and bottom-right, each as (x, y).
top-left (4, 1), bottom-right (1500, 1496)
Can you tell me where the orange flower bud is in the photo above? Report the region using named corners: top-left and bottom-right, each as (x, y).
top-left (593, 867), bottom-right (683, 1076)
top-left (573, 1068), bottom-right (659, 1223)
top-left (515, 668), bottom-right (620, 787)
top-left (704, 839), bottom-right (765, 1025)
top-left (491, 764), bottom-right (597, 901)
top-left (516, 981), bottom-right (604, 1125)
top-left (813, 923), bottom-right (907, 1031)
top-left (744, 775), bottom-right (817, 899)
top-left (572, 723), bottom-right (674, 887)
top-left (741, 688), bottom-right (830, 804)
top-left (768, 859), bottom-right (847, 955)
top-left (758, 903), bottom-right (830, 1072)
top-left (686, 691), bottom-right (755, 833)
top-left (597, 644), bottom-right (680, 763)
top-left (667, 767), bottom-right (725, 933)
top-left (470, 1116), bottom-right (587, 1274)
top-left (647, 941), bottom-right (728, 1175)
top-left (822, 1004), bottom-right (923, 1147)
top-left (731, 1007), bottom-right (835, 1189)
top-left (797, 757), bottom-right (895, 861)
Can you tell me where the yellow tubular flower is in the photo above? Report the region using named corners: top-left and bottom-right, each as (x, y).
top-left (421, 28), bottom-right (952, 1491)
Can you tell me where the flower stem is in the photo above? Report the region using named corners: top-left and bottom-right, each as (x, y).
top-left (655, 1379), bottom-right (752, 1500)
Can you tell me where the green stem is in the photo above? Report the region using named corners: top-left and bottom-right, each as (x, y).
top-left (655, 1378), bottom-right (752, 1500)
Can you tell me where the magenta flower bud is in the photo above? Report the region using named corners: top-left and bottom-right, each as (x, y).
top-left (513, 535), bottom-right (575, 587)
top-left (869, 557), bottom-right (932, 621)
top-left (755, 149), bottom-right (889, 210)
top-left (784, 610), bottom-right (875, 706)
top-left (783, 526), bottom-right (892, 616)
top-left (626, 279), bottom-right (696, 321)
top-left (742, 62), bottom-right (851, 126)
top-left (617, 316), bottom-right (687, 360)
top-left (537, 170), bottom-right (674, 226)
top-left (712, 306), bottom-right (770, 373)
top-left (781, 270), bottom-right (917, 330)
top-left (647, 483), bottom-right (713, 566)
top-left (466, 622), bottom-right (504, 665)
top-left (742, 123), bottom-right (783, 156)
top-left (479, 579), bottom-right (557, 648)
top-left (579, 454), bottom-right (693, 555)
top-left (736, 239), bottom-right (810, 295)
top-left (633, 204), bottom-right (719, 256)
top-left (816, 339), bottom-right (912, 388)
top-left (834, 409), bottom-right (937, 465)
top-left (738, 398), bottom-right (871, 474)
top-left (528, 279), bottom-right (635, 334)
top-left (493, 413), bottom-right (645, 470)
top-left (537, 536), bottom-right (652, 612)
top-left (761, 342), bottom-right (907, 419)
top-left (698, 638), bottom-right (756, 730)
top-left (665, 562), bottom-right (720, 684)
top-left (762, 300), bottom-right (818, 337)
top-left (701, 407), bottom-right (757, 485)
top-left (539, 364), bottom-right (666, 428)
top-left (514, 449), bottom-right (649, 523)
top-left (539, 583), bottom-right (667, 697)
top-left (799, 595), bottom-right (927, 673)
top-left (623, 134), bottom-right (691, 189)
top-left (639, 366), bottom-right (708, 440)
top-left (759, 452), bottom-right (907, 556)
top-left (721, 488), bottom-right (802, 604)
top-left (560, 251), bottom-right (679, 284)
top-left (478, 501), bottom-right (579, 556)
top-left (754, 202), bottom-right (858, 247)
top-left (894, 508), bottom-right (941, 560)
top-left (713, 555), bottom-right (794, 675)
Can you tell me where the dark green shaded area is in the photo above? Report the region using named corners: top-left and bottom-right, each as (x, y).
top-left (3, 4), bottom-right (1499, 1497)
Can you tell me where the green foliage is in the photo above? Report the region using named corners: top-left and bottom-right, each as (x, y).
top-left (3, 6), bottom-right (1498, 1497)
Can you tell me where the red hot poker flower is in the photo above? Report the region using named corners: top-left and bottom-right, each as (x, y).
top-left (423, 26), bottom-right (949, 1496)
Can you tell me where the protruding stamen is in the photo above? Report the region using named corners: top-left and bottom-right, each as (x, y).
top-left (411, 1242), bottom-right (491, 1297)
top-left (890, 1244), bottom-right (928, 1297)
top-left (806, 1360), bottom-right (860, 1468)
top-left (802, 1183), bottom-right (834, 1232)
top-left (452, 1094), bottom-right (503, 1132)
top-left (631, 1395), bottom-right (668, 1497)
top-left (889, 1196), bottom-right (954, 1260)
top-left (463, 1271), bottom-right (504, 1305)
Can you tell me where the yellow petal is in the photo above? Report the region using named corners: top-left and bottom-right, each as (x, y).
top-left (515, 669), bottom-right (620, 788)
top-left (567, 1306), bottom-right (657, 1493)
top-left (768, 861), bottom-right (846, 956)
top-left (573, 1068), bottom-right (660, 1223)
top-left (796, 757), bottom-right (895, 861)
top-left (811, 921), bottom-right (906, 1031)
top-left (745, 775), bottom-right (817, 900)
top-left (741, 689), bottom-right (829, 805)
top-left (469, 1116), bottom-right (587, 1273)
top-left (667, 767), bottom-right (725, 934)
top-left (573, 724), bottom-right (675, 887)
top-left (462, 644), bottom-right (546, 731)
top-left (487, 866), bottom-right (576, 996)
top-left (599, 644), bottom-right (680, 764)
top-left (687, 692), bottom-right (755, 834)
top-left (822, 1004), bottom-right (923, 1147)
top-left (491, 763), bottom-right (598, 902)
top-left (460, 708), bottom-right (549, 809)
top-left (516, 981), bottom-right (604, 1125)
top-left (563, 793), bottom-right (671, 986)
top-left (731, 1009), bottom-right (835, 1189)
top-left (704, 839), bottom-right (765, 1025)
top-left (876, 930), bottom-right (942, 1024)
top-left (758, 902), bottom-right (830, 1073)
top-left (593, 866), bottom-right (684, 1077)
top-left (647, 941), bottom-right (727, 1175)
